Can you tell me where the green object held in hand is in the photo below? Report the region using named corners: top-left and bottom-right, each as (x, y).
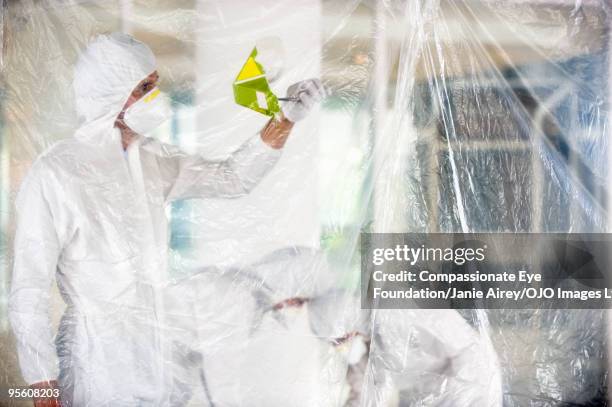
top-left (233, 47), bottom-right (281, 117)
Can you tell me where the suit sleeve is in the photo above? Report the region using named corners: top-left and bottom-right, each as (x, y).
top-left (9, 161), bottom-right (62, 384)
top-left (161, 134), bottom-right (282, 202)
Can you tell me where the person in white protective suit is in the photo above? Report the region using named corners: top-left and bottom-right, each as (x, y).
top-left (166, 247), bottom-right (503, 407)
top-left (307, 290), bottom-right (372, 407)
top-left (165, 247), bottom-right (332, 405)
top-left (233, 247), bottom-right (341, 406)
top-left (308, 290), bottom-right (504, 407)
top-left (165, 247), bottom-right (352, 406)
top-left (363, 307), bottom-right (504, 406)
top-left (9, 32), bottom-right (325, 407)
top-left (163, 265), bottom-right (265, 406)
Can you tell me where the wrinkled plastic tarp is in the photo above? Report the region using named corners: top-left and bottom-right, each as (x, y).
top-left (0, 0), bottom-right (611, 406)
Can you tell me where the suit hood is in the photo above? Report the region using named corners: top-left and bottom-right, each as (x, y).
top-left (73, 32), bottom-right (156, 126)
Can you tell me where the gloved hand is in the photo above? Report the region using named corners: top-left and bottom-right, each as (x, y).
top-left (282, 78), bottom-right (327, 123)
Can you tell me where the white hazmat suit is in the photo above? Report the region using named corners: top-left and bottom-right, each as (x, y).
top-left (165, 248), bottom-right (503, 406)
top-left (363, 308), bottom-right (504, 406)
top-left (165, 247), bottom-right (351, 406)
top-left (9, 33), bottom-right (281, 406)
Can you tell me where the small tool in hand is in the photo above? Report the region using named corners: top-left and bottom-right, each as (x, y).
top-left (277, 96), bottom-right (300, 102)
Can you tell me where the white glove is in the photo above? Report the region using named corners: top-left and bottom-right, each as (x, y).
top-left (282, 78), bottom-right (327, 123)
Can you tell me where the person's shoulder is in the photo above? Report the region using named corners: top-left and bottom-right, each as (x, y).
top-left (25, 138), bottom-right (92, 184)
top-left (41, 137), bottom-right (83, 157)
top-left (24, 142), bottom-right (66, 179)
top-left (38, 137), bottom-right (91, 166)
top-left (15, 153), bottom-right (55, 200)
top-left (19, 136), bottom-right (100, 196)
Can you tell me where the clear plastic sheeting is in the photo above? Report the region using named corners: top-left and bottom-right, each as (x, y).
top-left (0, 0), bottom-right (609, 406)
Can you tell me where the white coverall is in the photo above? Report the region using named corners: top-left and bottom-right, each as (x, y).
top-left (167, 248), bottom-right (503, 406)
top-left (9, 33), bottom-right (281, 406)
top-left (165, 247), bottom-right (349, 406)
top-left (363, 308), bottom-right (504, 406)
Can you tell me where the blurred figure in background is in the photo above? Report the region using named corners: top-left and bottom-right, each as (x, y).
top-left (166, 247), bottom-right (502, 406)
